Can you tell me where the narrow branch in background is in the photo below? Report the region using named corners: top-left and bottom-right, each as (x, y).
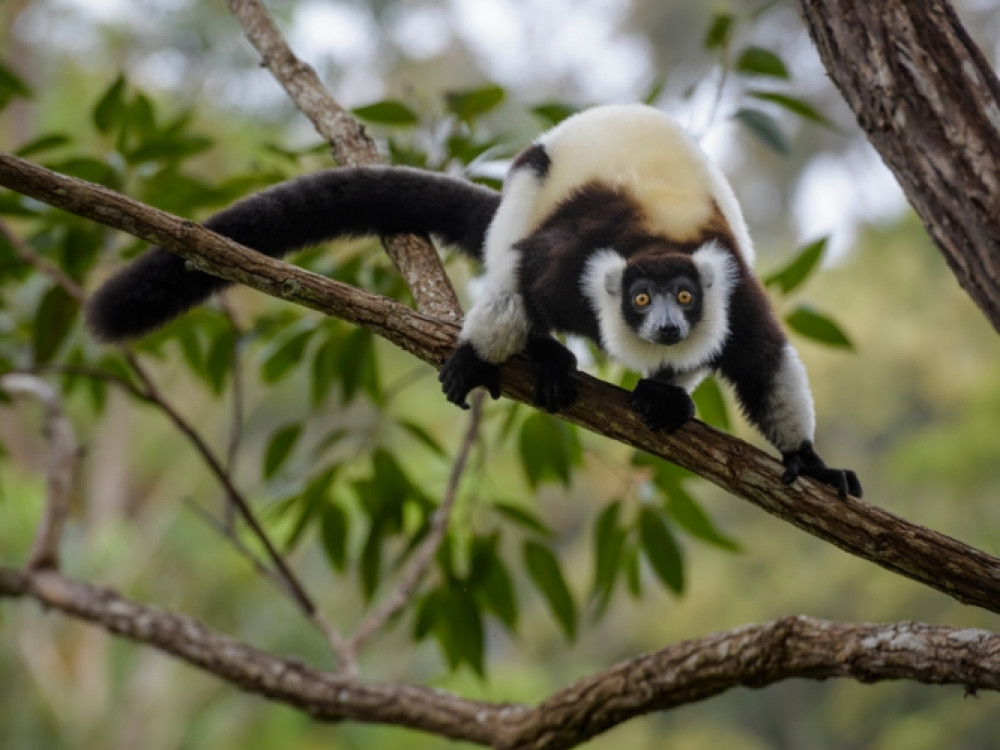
top-left (1, 567), bottom-right (999, 749)
top-left (0, 212), bottom-right (348, 661)
top-left (346, 390), bottom-right (485, 661)
top-left (223, 0), bottom-right (462, 320)
top-left (0, 218), bottom-right (85, 303)
top-left (118, 349), bottom-right (353, 658)
top-left (217, 293), bottom-right (246, 530)
top-left (0, 375), bottom-right (77, 570)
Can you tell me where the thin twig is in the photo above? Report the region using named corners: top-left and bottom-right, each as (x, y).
top-left (217, 293), bottom-right (246, 530)
top-left (0, 219), bottom-right (86, 303)
top-left (0, 374), bottom-right (78, 570)
top-left (0, 216), bottom-right (347, 660)
top-left (346, 390), bottom-right (485, 662)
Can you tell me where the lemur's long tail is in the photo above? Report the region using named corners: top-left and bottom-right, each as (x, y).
top-left (85, 166), bottom-right (501, 342)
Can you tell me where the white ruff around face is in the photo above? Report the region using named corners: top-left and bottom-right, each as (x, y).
top-left (581, 242), bottom-right (737, 376)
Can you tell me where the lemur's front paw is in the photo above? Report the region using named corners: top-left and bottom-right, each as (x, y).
top-left (525, 337), bottom-right (578, 413)
top-left (781, 441), bottom-right (862, 498)
top-left (439, 342), bottom-right (501, 409)
top-left (629, 378), bottom-right (695, 432)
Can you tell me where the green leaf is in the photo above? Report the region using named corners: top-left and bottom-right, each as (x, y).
top-left (336, 328), bottom-right (378, 401)
top-left (446, 85), bottom-right (505, 122)
top-left (260, 325), bottom-right (315, 383)
top-left (638, 507), bottom-right (684, 594)
top-left (786, 305), bottom-right (854, 349)
top-left (437, 587), bottom-right (485, 675)
top-left (748, 91), bottom-right (835, 129)
top-left (351, 100), bottom-right (419, 126)
top-left (703, 12), bottom-right (735, 50)
top-left (398, 419), bottom-right (447, 458)
top-left (642, 78), bottom-right (667, 106)
top-left (360, 518), bottom-right (385, 601)
top-left (33, 286), bottom-right (79, 364)
top-left (263, 423), bottom-right (302, 480)
top-left (15, 134), bottom-right (71, 158)
top-left (531, 103), bottom-right (579, 127)
top-left (320, 502), bottom-right (349, 572)
top-left (523, 541), bottom-right (577, 640)
top-left (733, 108), bottom-right (789, 155)
top-left (93, 74), bottom-right (127, 134)
top-left (0, 60), bottom-right (32, 106)
top-left (281, 466), bottom-right (336, 552)
top-left (493, 501), bottom-right (554, 538)
top-left (764, 237), bottom-right (828, 295)
top-left (518, 412), bottom-right (581, 488)
top-left (311, 330), bottom-right (343, 406)
top-left (125, 134), bottom-right (214, 165)
top-left (691, 376), bottom-right (729, 431)
top-left (476, 554), bottom-right (518, 631)
top-left (665, 486), bottom-right (740, 552)
top-left (590, 501), bottom-right (626, 617)
top-left (203, 327), bottom-right (236, 395)
top-left (735, 46), bottom-right (789, 79)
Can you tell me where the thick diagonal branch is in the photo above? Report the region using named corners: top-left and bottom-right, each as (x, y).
top-left (1, 567), bottom-right (998, 749)
top-left (797, 0), bottom-right (1000, 332)
top-left (2, 152), bottom-right (1000, 616)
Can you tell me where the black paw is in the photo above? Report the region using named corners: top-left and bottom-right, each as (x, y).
top-left (439, 342), bottom-right (501, 409)
top-left (525, 337), bottom-right (578, 413)
top-left (781, 441), bottom-right (863, 498)
top-left (629, 378), bottom-right (695, 432)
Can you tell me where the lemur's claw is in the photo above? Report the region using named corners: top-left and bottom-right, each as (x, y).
top-left (439, 342), bottom-right (501, 409)
top-left (782, 442), bottom-right (862, 498)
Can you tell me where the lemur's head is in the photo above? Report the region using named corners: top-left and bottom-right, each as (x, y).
top-left (619, 252), bottom-right (704, 346)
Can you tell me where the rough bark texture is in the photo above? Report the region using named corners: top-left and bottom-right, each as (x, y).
top-left (797, 0), bottom-right (1000, 331)
top-left (1, 568), bottom-right (998, 750)
top-left (3, 151), bottom-right (1000, 618)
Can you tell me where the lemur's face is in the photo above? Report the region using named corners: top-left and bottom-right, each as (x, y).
top-left (620, 256), bottom-right (704, 346)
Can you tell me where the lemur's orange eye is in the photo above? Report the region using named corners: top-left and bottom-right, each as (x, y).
top-left (634, 292), bottom-right (651, 307)
top-left (677, 290), bottom-right (693, 305)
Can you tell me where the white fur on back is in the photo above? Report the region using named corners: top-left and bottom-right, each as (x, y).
top-left (534, 104), bottom-right (755, 266)
top-left (581, 242), bottom-right (738, 376)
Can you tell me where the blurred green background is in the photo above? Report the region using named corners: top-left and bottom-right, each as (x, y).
top-left (2, 1), bottom-right (999, 748)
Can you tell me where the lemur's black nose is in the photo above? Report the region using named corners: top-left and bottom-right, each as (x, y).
top-left (658, 324), bottom-right (682, 344)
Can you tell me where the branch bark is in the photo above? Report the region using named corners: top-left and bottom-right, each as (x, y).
top-left (2, 151), bottom-right (1000, 618)
top-left (797, 0), bottom-right (1000, 331)
top-left (1, 566), bottom-right (998, 749)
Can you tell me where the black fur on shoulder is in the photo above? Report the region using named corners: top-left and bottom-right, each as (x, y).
top-left (86, 167), bottom-right (501, 342)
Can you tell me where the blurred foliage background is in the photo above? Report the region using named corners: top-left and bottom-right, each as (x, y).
top-left (2, 1), bottom-right (1000, 748)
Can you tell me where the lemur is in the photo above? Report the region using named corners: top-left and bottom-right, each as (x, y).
top-left (87, 103), bottom-right (861, 497)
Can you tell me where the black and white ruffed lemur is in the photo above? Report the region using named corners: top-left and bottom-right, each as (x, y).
top-left (87, 103), bottom-right (861, 497)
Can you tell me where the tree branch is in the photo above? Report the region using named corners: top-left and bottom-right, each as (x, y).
top-left (0, 375), bottom-right (77, 570)
top-left (797, 0), bottom-right (1000, 332)
top-left (1, 566), bottom-right (998, 749)
top-left (223, 0), bottom-right (462, 320)
top-left (2, 150), bottom-right (1000, 617)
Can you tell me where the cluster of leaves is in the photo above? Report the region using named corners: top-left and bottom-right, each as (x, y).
top-left (702, 7), bottom-right (837, 154)
top-left (1, 21), bottom-right (853, 676)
